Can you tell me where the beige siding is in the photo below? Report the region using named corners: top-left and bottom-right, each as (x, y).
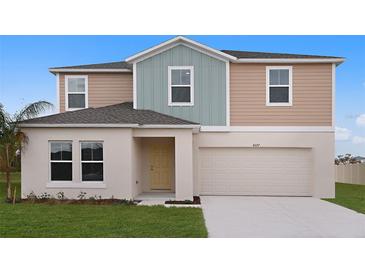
top-left (59, 72), bottom-right (133, 112)
top-left (230, 63), bottom-right (333, 125)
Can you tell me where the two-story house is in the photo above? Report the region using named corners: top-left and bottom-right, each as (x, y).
top-left (20, 36), bottom-right (344, 200)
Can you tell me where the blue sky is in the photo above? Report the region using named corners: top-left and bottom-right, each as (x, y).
top-left (0, 35), bottom-right (364, 156)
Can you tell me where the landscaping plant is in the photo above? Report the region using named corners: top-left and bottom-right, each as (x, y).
top-left (0, 101), bottom-right (52, 201)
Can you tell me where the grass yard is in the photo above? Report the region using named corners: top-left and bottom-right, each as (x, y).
top-left (324, 182), bottom-right (365, 214)
top-left (0, 173), bottom-right (207, 237)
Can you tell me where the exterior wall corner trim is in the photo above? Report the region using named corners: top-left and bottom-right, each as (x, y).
top-left (226, 61), bottom-right (230, 126)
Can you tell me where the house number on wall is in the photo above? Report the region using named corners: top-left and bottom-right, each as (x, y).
top-left (252, 144), bottom-right (261, 148)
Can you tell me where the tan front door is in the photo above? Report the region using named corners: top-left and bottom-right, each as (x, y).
top-left (149, 143), bottom-right (173, 190)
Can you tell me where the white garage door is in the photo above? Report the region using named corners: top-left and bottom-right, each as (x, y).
top-left (199, 148), bottom-right (312, 196)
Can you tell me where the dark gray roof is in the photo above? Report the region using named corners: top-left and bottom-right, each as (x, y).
top-left (221, 50), bottom-right (342, 59)
top-left (20, 102), bottom-right (198, 126)
top-left (49, 51), bottom-right (342, 73)
top-left (49, 61), bottom-right (132, 70)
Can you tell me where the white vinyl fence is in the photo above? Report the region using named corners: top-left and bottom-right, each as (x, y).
top-left (335, 163), bottom-right (365, 185)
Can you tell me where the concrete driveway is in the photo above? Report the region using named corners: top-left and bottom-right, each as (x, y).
top-left (201, 196), bottom-right (365, 237)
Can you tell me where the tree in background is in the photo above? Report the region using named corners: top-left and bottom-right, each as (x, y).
top-left (335, 153), bottom-right (361, 165)
top-left (0, 101), bottom-right (52, 200)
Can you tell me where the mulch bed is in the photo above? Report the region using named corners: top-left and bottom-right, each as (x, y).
top-left (19, 198), bottom-right (137, 205)
top-left (165, 196), bottom-right (200, 205)
top-left (9, 196), bottom-right (201, 206)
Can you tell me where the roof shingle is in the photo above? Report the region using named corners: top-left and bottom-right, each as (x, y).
top-left (49, 61), bottom-right (132, 70)
top-left (49, 50), bottom-right (342, 72)
top-left (20, 102), bottom-right (198, 126)
top-left (221, 50), bottom-right (342, 59)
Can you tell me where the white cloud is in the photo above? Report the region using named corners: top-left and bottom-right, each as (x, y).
top-left (353, 136), bottom-right (365, 145)
top-left (356, 114), bottom-right (365, 127)
top-left (335, 127), bottom-right (352, 141)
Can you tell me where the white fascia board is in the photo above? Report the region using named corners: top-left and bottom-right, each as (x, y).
top-left (19, 123), bottom-right (200, 129)
top-left (233, 58), bottom-right (345, 64)
top-left (19, 123), bottom-right (139, 128)
top-left (20, 124), bottom-right (333, 132)
top-left (125, 36), bottom-right (237, 63)
top-left (49, 68), bottom-right (132, 73)
top-left (138, 124), bottom-right (200, 129)
top-left (200, 126), bottom-right (335, 133)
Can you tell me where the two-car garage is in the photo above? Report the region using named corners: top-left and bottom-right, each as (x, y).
top-left (199, 147), bottom-right (313, 196)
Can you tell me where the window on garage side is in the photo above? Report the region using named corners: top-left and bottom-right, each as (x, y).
top-left (65, 75), bottom-right (88, 110)
top-left (81, 142), bottom-right (104, 182)
top-left (168, 66), bottom-right (194, 106)
top-left (266, 66), bottom-right (292, 106)
top-left (50, 142), bottom-right (72, 181)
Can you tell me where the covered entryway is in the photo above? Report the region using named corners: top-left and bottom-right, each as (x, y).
top-left (133, 128), bottom-right (194, 201)
top-left (199, 147), bottom-right (312, 196)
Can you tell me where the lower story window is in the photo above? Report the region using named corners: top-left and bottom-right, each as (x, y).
top-left (81, 142), bottom-right (103, 182)
top-left (50, 142), bottom-right (72, 181)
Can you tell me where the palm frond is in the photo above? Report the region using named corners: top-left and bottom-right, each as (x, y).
top-left (15, 100), bottom-right (53, 122)
top-left (0, 103), bottom-right (8, 129)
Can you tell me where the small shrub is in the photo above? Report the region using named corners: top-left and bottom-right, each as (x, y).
top-left (88, 195), bottom-right (97, 201)
top-left (119, 199), bottom-right (136, 205)
top-left (38, 192), bottom-right (51, 200)
top-left (77, 191), bottom-right (87, 200)
top-left (26, 191), bottom-right (37, 201)
top-left (56, 191), bottom-right (66, 200)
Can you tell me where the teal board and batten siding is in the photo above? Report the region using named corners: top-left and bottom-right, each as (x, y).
top-left (136, 45), bottom-right (227, 125)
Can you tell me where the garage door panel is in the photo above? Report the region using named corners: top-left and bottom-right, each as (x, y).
top-left (199, 148), bottom-right (312, 196)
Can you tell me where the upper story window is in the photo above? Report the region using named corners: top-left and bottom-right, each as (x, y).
top-left (168, 66), bottom-right (194, 106)
top-left (266, 66), bottom-right (292, 106)
top-left (65, 75), bottom-right (88, 111)
top-left (50, 141), bottom-right (72, 181)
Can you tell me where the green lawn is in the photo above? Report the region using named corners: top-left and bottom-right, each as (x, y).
top-left (324, 182), bottom-right (365, 214)
top-left (0, 173), bottom-right (207, 237)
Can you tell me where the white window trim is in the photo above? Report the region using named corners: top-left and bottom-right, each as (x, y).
top-left (168, 66), bottom-right (194, 106)
top-left (65, 75), bottom-right (88, 111)
top-left (49, 141), bottom-right (73, 183)
top-left (266, 66), bottom-right (293, 107)
top-left (46, 182), bottom-right (106, 189)
top-left (80, 141), bottom-right (104, 183)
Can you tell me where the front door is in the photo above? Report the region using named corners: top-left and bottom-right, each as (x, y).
top-left (149, 143), bottom-right (173, 190)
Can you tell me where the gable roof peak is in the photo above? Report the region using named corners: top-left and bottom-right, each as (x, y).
top-left (125, 35), bottom-right (237, 63)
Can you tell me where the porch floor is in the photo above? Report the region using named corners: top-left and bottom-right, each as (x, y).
top-left (135, 192), bottom-right (175, 206)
